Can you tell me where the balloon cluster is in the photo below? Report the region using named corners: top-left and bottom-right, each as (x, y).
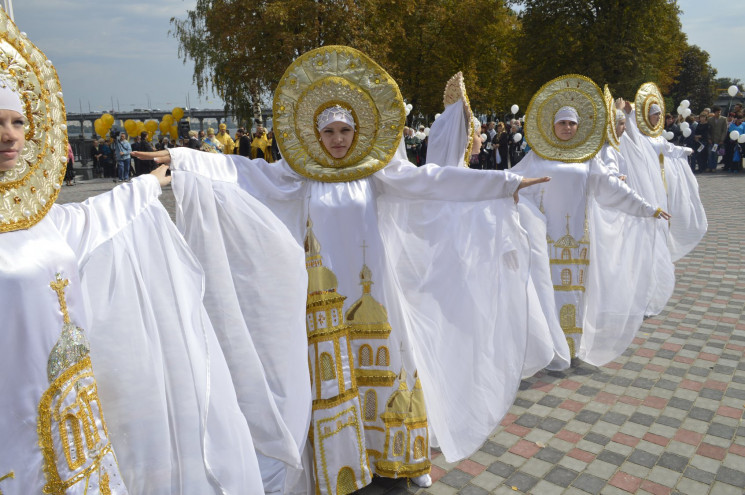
top-left (404, 103), bottom-right (413, 117)
top-left (94, 107), bottom-right (186, 142)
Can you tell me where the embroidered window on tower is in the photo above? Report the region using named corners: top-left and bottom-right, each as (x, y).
top-left (413, 436), bottom-right (425, 459)
top-left (393, 431), bottom-right (404, 456)
top-left (364, 390), bottom-right (377, 421)
top-left (375, 346), bottom-right (389, 366)
top-left (359, 344), bottom-right (372, 366)
top-left (320, 352), bottom-right (336, 380)
top-left (561, 268), bottom-right (572, 286)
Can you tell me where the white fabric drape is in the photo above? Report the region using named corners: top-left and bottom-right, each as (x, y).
top-left (511, 152), bottom-right (674, 366)
top-left (1, 175), bottom-right (263, 494)
top-left (426, 101), bottom-right (469, 167)
top-left (169, 145), bottom-right (533, 467)
top-left (622, 110), bottom-right (707, 261)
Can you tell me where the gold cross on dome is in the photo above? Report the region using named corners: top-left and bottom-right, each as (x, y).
top-left (360, 240), bottom-right (368, 264)
top-left (49, 273), bottom-right (71, 325)
top-left (0, 471), bottom-right (15, 494)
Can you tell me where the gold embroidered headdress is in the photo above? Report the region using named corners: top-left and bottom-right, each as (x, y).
top-left (0, 9), bottom-right (67, 233)
top-left (524, 74), bottom-right (605, 163)
top-left (634, 82), bottom-right (664, 138)
top-left (442, 71), bottom-right (475, 166)
top-left (273, 45), bottom-right (405, 182)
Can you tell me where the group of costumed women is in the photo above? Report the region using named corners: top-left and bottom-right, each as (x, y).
top-left (2, 8), bottom-right (705, 494)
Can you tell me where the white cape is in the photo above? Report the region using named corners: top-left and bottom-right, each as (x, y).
top-left (621, 110), bottom-right (707, 261)
top-left (170, 144), bottom-right (533, 464)
top-left (512, 152), bottom-right (674, 366)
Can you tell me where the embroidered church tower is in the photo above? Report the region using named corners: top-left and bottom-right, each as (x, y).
top-left (345, 243), bottom-right (397, 468)
top-left (548, 213), bottom-right (590, 357)
top-left (377, 369), bottom-right (431, 478)
top-left (304, 218), bottom-right (371, 495)
top-left (39, 274), bottom-right (127, 494)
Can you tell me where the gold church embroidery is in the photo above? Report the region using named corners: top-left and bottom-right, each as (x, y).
top-left (38, 274), bottom-right (124, 494)
top-left (304, 220), bottom-right (370, 495)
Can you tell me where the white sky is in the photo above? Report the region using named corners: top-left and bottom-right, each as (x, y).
top-left (10, 0), bottom-right (745, 113)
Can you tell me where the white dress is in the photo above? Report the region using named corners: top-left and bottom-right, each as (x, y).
top-left (169, 142), bottom-right (534, 494)
top-left (0, 175), bottom-right (263, 494)
top-left (511, 152), bottom-right (673, 366)
top-left (621, 110), bottom-right (707, 261)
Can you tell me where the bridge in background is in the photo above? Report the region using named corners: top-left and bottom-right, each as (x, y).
top-left (66, 108), bottom-right (273, 138)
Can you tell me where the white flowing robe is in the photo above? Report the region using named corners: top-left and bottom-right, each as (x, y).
top-left (511, 152), bottom-right (673, 366)
top-left (168, 142), bottom-right (533, 488)
top-left (621, 110), bottom-right (707, 261)
top-left (0, 175), bottom-right (263, 495)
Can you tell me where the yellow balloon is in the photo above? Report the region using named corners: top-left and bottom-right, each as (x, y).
top-left (162, 114), bottom-right (174, 125)
top-left (102, 113), bottom-right (114, 126)
top-left (124, 119), bottom-right (137, 134)
top-left (159, 120), bottom-right (170, 133)
top-left (145, 119), bottom-right (158, 133)
top-left (172, 107), bottom-right (184, 120)
top-left (170, 125), bottom-right (178, 140)
top-left (137, 121), bottom-right (146, 134)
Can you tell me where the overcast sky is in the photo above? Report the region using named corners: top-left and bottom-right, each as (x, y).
top-left (10, 0), bottom-right (745, 114)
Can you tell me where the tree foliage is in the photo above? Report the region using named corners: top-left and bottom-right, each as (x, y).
top-left (172, 0), bottom-right (516, 123)
top-left (669, 44), bottom-right (717, 113)
top-left (509, 0), bottom-right (686, 106)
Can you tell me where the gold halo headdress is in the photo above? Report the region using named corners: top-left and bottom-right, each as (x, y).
top-left (0, 9), bottom-right (67, 233)
top-left (604, 85), bottom-right (621, 150)
top-left (524, 74), bottom-right (605, 163)
top-left (634, 82), bottom-right (664, 138)
top-left (273, 45), bottom-right (405, 182)
top-left (442, 71), bottom-right (475, 167)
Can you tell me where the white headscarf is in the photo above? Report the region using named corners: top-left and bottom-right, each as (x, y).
top-left (615, 109), bottom-right (626, 124)
top-left (649, 103), bottom-right (662, 116)
top-left (554, 106), bottom-right (579, 124)
top-left (0, 78), bottom-right (24, 114)
top-left (316, 104), bottom-right (355, 132)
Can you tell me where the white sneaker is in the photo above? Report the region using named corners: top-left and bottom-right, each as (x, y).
top-left (411, 474), bottom-right (432, 488)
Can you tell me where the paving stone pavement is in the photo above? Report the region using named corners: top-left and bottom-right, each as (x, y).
top-left (57, 170), bottom-right (745, 495)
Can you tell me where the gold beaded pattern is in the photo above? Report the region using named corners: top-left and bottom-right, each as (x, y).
top-left (273, 46), bottom-right (405, 183)
top-left (634, 82), bottom-right (664, 138)
top-left (0, 9), bottom-right (67, 233)
top-left (442, 71), bottom-right (475, 167)
top-left (525, 74), bottom-right (606, 163)
top-left (604, 85), bottom-right (621, 151)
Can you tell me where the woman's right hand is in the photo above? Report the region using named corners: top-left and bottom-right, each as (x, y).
top-left (132, 150), bottom-right (171, 165)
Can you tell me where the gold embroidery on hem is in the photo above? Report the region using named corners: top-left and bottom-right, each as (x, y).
top-left (374, 460), bottom-right (431, 479)
top-left (553, 285), bottom-right (586, 292)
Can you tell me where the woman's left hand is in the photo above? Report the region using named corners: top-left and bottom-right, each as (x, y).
top-left (150, 164), bottom-right (171, 187)
top-left (514, 176), bottom-right (551, 203)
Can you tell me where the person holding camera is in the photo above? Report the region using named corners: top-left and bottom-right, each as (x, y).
top-left (113, 130), bottom-right (132, 182)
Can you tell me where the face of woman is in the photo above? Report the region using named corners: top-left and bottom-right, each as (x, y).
top-left (648, 112), bottom-right (660, 127)
top-left (0, 109), bottom-right (25, 171)
top-left (319, 121), bottom-right (354, 159)
top-left (554, 120), bottom-right (578, 141)
top-left (615, 119), bottom-right (626, 138)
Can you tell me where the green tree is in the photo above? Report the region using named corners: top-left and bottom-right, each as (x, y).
top-left (172, 0), bottom-right (517, 123)
top-left (669, 45), bottom-right (717, 113)
top-left (171, 0), bottom-right (367, 123)
top-left (509, 0), bottom-right (686, 105)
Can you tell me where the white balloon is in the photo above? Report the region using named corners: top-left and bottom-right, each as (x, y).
top-left (424, 127), bottom-right (430, 136)
top-left (677, 106), bottom-right (684, 115)
top-left (511, 104), bottom-right (519, 114)
top-left (728, 85), bottom-right (739, 97)
top-left (664, 131), bottom-right (674, 141)
top-left (405, 107), bottom-right (411, 116)
top-left (739, 134), bottom-right (745, 144)
top-left (730, 130), bottom-right (740, 141)
top-left (680, 121), bottom-right (690, 131)
top-left (680, 99), bottom-right (690, 108)
top-left (434, 113), bottom-right (441, 120)
top-left (682, 128), bottom-right (691, 138)
top-left (682, 108), bottom-right (691, 118)
top-left (513, 132), bottom-right (523, 143)
top-left (406, 103), bottom-right (413, 111)
top-left (481, 133), bottom-right (487, 141)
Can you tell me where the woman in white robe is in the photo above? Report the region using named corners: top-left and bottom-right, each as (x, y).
top-left (511, 75), bottom-right (671, 367)
top-left (136, 45), bottom-right (549, 495)
top-left (620, 82), bottom-right (707, 261)
top-left (0, 14), bottom-right (263, 494)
